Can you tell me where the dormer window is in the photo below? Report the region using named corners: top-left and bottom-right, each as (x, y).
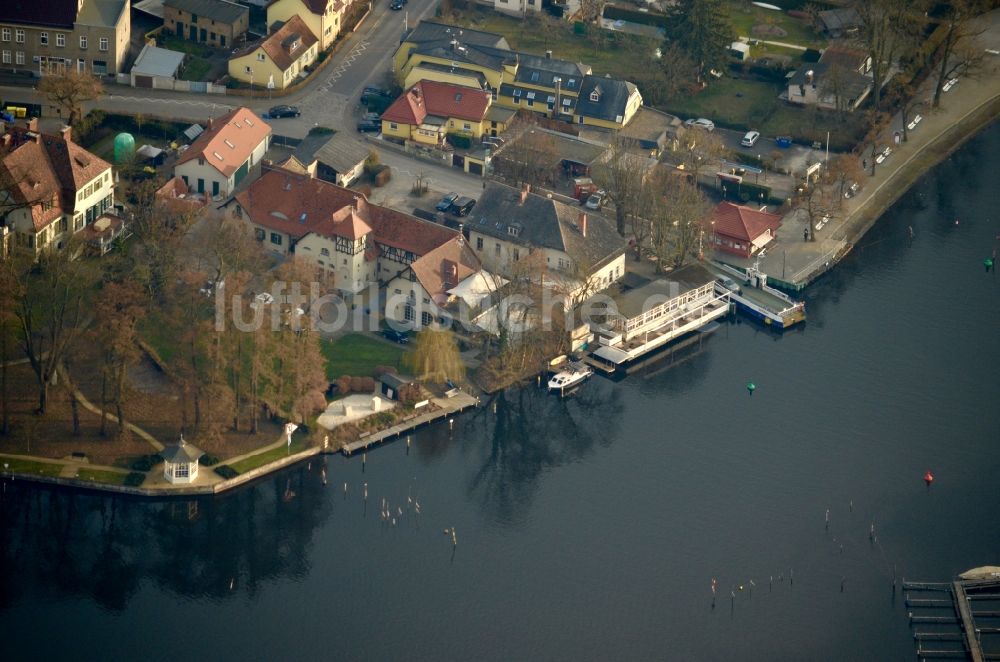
top-left (566, 78), bottom-right (576, 89)
top-left (513, 89), bottom-right (521, 98)
top-left (507, 224), bottom-right (521, 237)
top-left (530, 71), bottom-right (539, 82)
top-left (590, 90), bottom-right (600, 102)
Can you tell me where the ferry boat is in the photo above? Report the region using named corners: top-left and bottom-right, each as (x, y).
top-left (707, 260), bottom-right (805, 330)
top-left (547, 361), bottom-right (594, 393)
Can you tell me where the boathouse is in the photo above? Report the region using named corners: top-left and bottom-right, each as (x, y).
top-left (591, 264), bottom-right (729, 368)
top-left (160, 435), bottom-right (204, 484)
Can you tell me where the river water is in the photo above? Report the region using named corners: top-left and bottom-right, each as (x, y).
top-left (2, 124), bottom-right (1000, 661)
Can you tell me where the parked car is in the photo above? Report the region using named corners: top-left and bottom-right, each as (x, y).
top-left (716, 277), bottom-right (741, 295)
top-left (448, 196), bottom-right (476, 217)
top-left (436, 192), bottom-right (459, 212)
top-left (268, 105), bottom-right (300, 118)
top-left (363, 86), bottom-right (392, 98)
top-left (584, 190), bottom-right (605, 210)
top-left (382, 328), bottom-right (410, 344)
top-left (363, 112), bottom-right (381, 122)
top-left (685, 117), bottom-right (715, 132)
top-left (741, 130), bottom-right (760, 147)
top-left (357, 120), bottom-right (381, 133)
top-left (844, 181), bottom-right (860, 199)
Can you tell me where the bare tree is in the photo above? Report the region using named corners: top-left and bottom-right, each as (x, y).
top-left (37, 70), bottom-right (103, 126)
top-left (649, 174), bottom-right (709, 270)
top-left (853, 0), bottom-right (926, 110)
top-left (494, 116), bottom-right (559, 188)
top-left (592, 135), bottom-right (647, 236)
top-left (826, 153), bottom-right (866, 204)
top-left (676, 129), bottom-right (728, 185)
top-left (930, 0), bottom-right (990, 108)
top-left (94, 280), bottom-right (145, 439)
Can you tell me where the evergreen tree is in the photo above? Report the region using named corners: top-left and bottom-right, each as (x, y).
top-left (663, 0), bottom-right (734, 83)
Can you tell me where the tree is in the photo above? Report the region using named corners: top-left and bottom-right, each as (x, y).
top-left (649, 173), bottom-right (709, 270)
top-left (656, 42), bottom-right (698, 101)
top-left (826, 153), bottom-right (865, 204)
top-left (0, 259), bottom-right (17, 434)
top-left (493, 116), bottom-right (558, 188)
top-left (405, 329), bottom-right (466, 384)
top-left (663, 0), bottom-right (734, 83)
top-left (578, 0), bottom-right (601, 23)
top-left (94, 281), bottom-right (145, 439)
top-left (676, 129), bottom-right (727, 185)
top-left (930, 0), bottom-right (989, 108)
top-left (592, 135), bottom-right (647, 236)
top-left (12, 244), bottom-right (93, 414)
top-left (128, 180), bottom-right (198, 302)
top-left (37, 70), bottom-right (103, 126)
top-left (853, 0), bottom-right (925, 110)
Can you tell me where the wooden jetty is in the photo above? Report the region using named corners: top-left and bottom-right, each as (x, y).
top-left (953, 581), bottom-right (986, 662)
top-left (340, 391), bottom-right (479, 455)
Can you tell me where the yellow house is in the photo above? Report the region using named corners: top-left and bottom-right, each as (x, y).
top-left (267, 0), bottom-right (344, 51)
top-left (395, 21), bottom-right (642, 129)
top-left (380, 80), bottom-right (497, 146)
top-left (229, 15), bottom-right (318, 90)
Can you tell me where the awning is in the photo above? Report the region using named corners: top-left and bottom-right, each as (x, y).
top-left (183, 124), bottom-right (203, 141)
top-left (751, 232), bottom-right (773, 251)
top-left (593, 344), bottom-right (631, 366)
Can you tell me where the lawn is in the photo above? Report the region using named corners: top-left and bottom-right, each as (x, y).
top-left (76, 468), bottom-right (129, 485)
top-left (322, 333), bottom-right (406, 380)
top-left (228, 438), bottom-right (309, 474)
top-left (0, 456), bottom-right (63, 477)
top-left (159, 35), bottom-right (213, 58)
top-left (724, 0), bottom-right (827, 49)
top-left (661, 77), bottom-right (785, 129)
top-left (178, 57), bottom-right (211, 82)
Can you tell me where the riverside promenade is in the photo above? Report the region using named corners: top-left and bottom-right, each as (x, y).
top-left (722, 9), bottom-right (1000, 290)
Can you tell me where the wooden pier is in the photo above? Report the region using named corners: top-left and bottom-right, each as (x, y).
top-left (953, 580), bottom-right (986, 662)
top-left (340, 391), bottom-right (479, 455)
top-left (905, 576), bottom-right (1000, 662)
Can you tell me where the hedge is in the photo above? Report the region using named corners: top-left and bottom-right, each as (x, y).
top-left (124, 472), bottom-right (146, 487)
top-left (214, 465), bottom-right (239, 479)
top-left (447, 132), bottom-right (472, 150)
top-left (201, 454), bottom-right (220, 467)
top-left (131, 454), bottom-right (162, 471)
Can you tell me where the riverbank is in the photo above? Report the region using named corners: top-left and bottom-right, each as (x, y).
top-left (719, 10), bottom-right (1000, 290)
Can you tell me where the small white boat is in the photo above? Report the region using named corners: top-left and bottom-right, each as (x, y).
top-left (547, 361), bottom-right (594, 393)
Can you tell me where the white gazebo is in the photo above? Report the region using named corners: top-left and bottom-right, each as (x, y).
top-left (160, 435), bottom-right (204, 484)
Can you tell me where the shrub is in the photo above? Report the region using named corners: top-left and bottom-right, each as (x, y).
top-left (214, 465), bottom-right (239, 479)
top-left (399, 383), bottom-right (422, 404)
top-left (124, 472), bottom-right (146, 487)
top-left (374, 167), bottom-right (391, 187)
top-left (336, 375), bottom-right (352, 394)
top-left (802, 49), bottom-right (821, 63)
top-left (131, 454), bottom-right (161, 471)
top-left (447, 132), bottom-right (472, 149)
top-left (200, 453), bottom-right (220, 467)
top-left (308, 126), bottom-right (335, 136)
top-left (350, 376), bottom-right (376, 393)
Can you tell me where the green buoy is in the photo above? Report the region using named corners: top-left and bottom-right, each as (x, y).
top-left (747, 382), bottom-right (756, 396)
top-left (985, 257), bottom-right (994, 273)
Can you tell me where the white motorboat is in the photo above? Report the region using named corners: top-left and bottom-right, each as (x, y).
top-left (547, 362), bottom-right (594, 393)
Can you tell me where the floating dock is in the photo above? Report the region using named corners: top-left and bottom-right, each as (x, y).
top-left (904, 571), bottom-right (1000, 662)
top-left (705, 261), bottom-right (806, 329)
top-left (340, 391), bottom-right (479, 455)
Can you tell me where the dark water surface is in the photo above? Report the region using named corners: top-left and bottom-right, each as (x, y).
top-left (3, 124), bottom-right (1000, 662)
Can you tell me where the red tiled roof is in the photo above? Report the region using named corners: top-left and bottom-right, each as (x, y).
top-left (175, 107), bottom-right (272, 177)
top-left (235, 14), bottom-right (318, 73)
top-left (381, 80), bottom-right (492, 126)
top-left (409, 237), bottom-right (480, 304)
top-left (0, 125), bottom-right (112, 232)
top-left (235, 167), bottom-right (458, 255)
top-left (713, 202), bottom-right (781, 242)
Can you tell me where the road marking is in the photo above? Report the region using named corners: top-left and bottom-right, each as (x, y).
top-left (108, 95), bottom-right (234, 110)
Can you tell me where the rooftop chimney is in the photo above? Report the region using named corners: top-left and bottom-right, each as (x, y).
top-left (519, 183), bottom-right (531, 205)
top-left (352, 195), bottom-right (360, 211)
top-left (805, 69), bottom-right (814, 85)
top-left (60, 125), bottom-right (72, 143)
top-left (207, 117), bottom-right (214, 130)
top-left (545, 50), bottom-right (552, 59)
top-left (578, 212), bottom-right (588, 238)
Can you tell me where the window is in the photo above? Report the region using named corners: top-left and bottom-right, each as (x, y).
top-left (40, 32), bottom-right (48, 46)
top-left (494, 242), bottom-right (501, 257)
top-left (210, 32), bottom-right (216, 40)
top-left (530, 72), bottom-right (539, 82)
top-left (14, 29), bottom-right (24, 43)
top-left (16, 51), bottom-right (23, 65)
top-left (463, 123), bottom-right (470, 130)
top-left (320, 247), bottom-right (329, 256)
top-left (257, 52), bottom-right (264, 61)
top-left (99, 37), bottom-right (108, 51)
top-left (421, 311), bottom-right (433, 326)
top-left (422, 297), bottom-right (430, 304)
top-left (1, 51), bottom-right (8, 64)
top-left (56, 33), bottom-right (65, 47)
top-left (1, 28), bottom-right (9, 42)
top-left (79, 36), bottom-right (87, 49)
top-left (394, 288), bottom-right (402, 294)
top-left (589, 90), bottom-right (600, 102)
top-left (60, 217), bottom-right (68, 232)
top-left (390, 122), bottom-right (398, 130)
top-left (270, 232), bottom-right (282, 245)
top-left (513, 248), bottom-right (520, 261)
top-left (174, 463), bottom-right (189, 478)
top-left (244, 66), bottom-right (251, 74)
top-left (404, 305), bottom-right (414, 322)
top-left (476, 237), bottom-right (483, 250)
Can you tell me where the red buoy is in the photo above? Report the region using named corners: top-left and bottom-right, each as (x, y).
top-left (924, 471), bottom-right (934, 485)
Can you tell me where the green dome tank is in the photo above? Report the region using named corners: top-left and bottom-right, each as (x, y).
top-left (113, 132), bottom-right (135, 164)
